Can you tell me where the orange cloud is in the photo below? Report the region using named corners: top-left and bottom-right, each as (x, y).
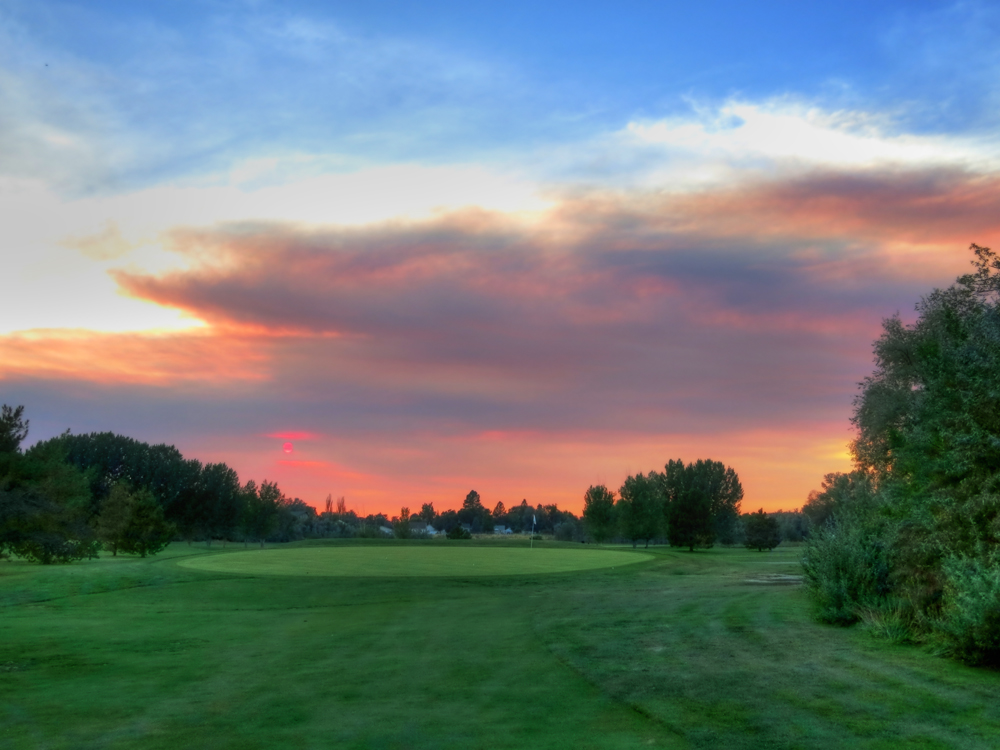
top-left (0, 328), bottom-right (271, 386)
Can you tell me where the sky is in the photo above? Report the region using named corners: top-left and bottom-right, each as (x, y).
top-left (3, 0), bottom-right (1000, 516)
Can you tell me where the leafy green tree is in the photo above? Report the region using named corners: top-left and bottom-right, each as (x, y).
top-left (582, 484), bottom-right (616, 543)
top-left (32, 431), bottom-right (203, 533)
top-left (447, 524), bottom-right (471, 539)
top-left (804, 245), bottom-right (1000, 658)
top-left (0, 427), bottom-right (99, 564)
top-left (849, 246), bottom-right (1000, 614)
top-left (802, 472), bottom-right (873, 529)
top-left (663, 460), bottom-right (713, 551)
top-left (242, 480), bottom-right (285, 547)
top-left (118, 487), bottom-right (173, 556)
top-left (744, 509), bottom-right (781, 551)
top-left (419, 502), bottom-right (436, 524)
top-left (663, 459), bottom-right (743, 551)
top-left (617, 473), bottom-right (662, 548)
top-left (0, 404), bottom-right (28, 454)
top-left (0, 487), bottom-right (99, 563)
top-left (195, 463), bottom-right (243, 545)
top-left (96, 484), bottom-right (174, 557)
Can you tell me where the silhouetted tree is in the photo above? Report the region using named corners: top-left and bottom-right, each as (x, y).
top-left (394, 507), bottom-right (412, 538)
top-left (664, 459), bottom-right (713, 551)
top-left (242, 480), bottom-right (284, 547)
top-left (744, 509), bottom-right (781, 551)
top-left (664, 459), bottom-right (742, 551)
top-left (617, 473), bottom-right (662, 548)
top-left (0, 405), bottom-right (28, 454)
top-left (582, 485), bottom-right (616, 544)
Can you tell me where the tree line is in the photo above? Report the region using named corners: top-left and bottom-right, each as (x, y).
top-left (802, 244), bottom-right (1000, 666)
top-left (578, 459), bottom-right (781, 551)
top-left (0, 416), bottom-right (304, 562)
top-left (1, 405), bottom-right (800, 564)
top-left (278, 490), bottom-right (583, 541)
top-left (0, 414), bottom-right (589, 561)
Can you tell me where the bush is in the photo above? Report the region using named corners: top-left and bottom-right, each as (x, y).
top-left (932, 553), bottom-right (1000, 665)
top-left (447, 526), bottom-right (471, 540)
top-left (802, 512), bottom-right (894, 624)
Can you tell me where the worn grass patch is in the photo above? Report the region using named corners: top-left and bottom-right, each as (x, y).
top-left (177, 545), bottom-right (652, 577)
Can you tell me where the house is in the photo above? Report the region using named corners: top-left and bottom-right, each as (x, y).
top-left (494, 525), bottom-right (513, 535)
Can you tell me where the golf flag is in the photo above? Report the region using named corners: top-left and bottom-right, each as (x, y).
top-left (533, 514), bottom-right (536, 525)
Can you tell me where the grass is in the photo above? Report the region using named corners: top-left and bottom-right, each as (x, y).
top-left (177, 544), bottom-right (652, 577)
top-left (2, 540), bottom-right (999, 749)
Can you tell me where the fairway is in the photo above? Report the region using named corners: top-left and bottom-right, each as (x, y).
top-left (6, 542), bottom-right (1000, 749)
top-left (178, 545), bottom-right (652, 577)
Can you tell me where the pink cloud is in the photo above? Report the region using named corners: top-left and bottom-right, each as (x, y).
top-left (13, 164), bottom-right (997, 514)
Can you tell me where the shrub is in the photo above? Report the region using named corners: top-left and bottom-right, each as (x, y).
top-left (447, 526), bottom-right (471, 540)
top-left (932, 553), bottom-right (1000, 665)
top-left (802, 512), bottom-right (894, 624)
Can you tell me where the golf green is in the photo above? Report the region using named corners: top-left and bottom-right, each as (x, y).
top-left (178, 545), bottom-right (652, 577)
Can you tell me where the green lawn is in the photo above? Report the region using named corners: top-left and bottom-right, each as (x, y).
top-left (1, 540), bottom-right (998, 749)
top-left (178, 544), bottom-right (652, 577)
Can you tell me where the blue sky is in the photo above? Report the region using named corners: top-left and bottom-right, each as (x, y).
top-left (4, 0), bottom-right (998, 192)
top-left (2, 0), bottom-right (1000, 513)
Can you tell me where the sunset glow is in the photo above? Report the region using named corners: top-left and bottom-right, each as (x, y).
top-left (4, 0), bottom-right (998, 515)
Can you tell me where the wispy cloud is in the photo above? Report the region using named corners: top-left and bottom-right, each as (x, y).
top-left (0, 3), bottom-right (521, 194)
